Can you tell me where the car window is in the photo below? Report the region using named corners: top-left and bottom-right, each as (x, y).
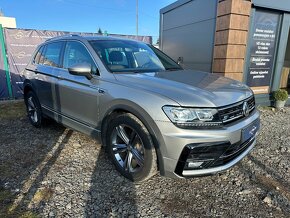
top-left (150, 46), bottom-right (182, 70)
top-left (42, 42), bottom-right (63, 67)
top-left (106, 48), bottom-right (129, 67)
top-left (90, 40), bottom-right (182, 73)
top-left (63, 41), bottom-right (98, 75)
top-left (33, 46), bottom-right (44, 64)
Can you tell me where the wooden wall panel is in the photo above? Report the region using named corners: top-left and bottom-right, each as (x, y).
top-left (217, 0), bottom-right (251, 17)
top-left (214, 45), bottom-right (246, 58)
top-left (213, 0), bottom-right (252, 82)
top-left (231, 0), bottom-right (251, 16)
top-left (280, 68), bottom-right (290, 88)
top-left (215, 30), bottom-right (248, 45)
top-left (216, 14), bottom-right (249, 31)
top-left (213, 59), bottom-right (244, 72)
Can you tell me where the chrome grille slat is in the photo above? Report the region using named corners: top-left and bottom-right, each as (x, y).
top-left (219, 96), bottom-right (256, 124)
top-left (222, 114), bottom-right (244, 123)
top-left (220, 108), bottom-right (243, 116)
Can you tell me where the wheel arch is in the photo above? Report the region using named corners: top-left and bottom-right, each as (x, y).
top-left (23, 80), bottom-right (36, 98)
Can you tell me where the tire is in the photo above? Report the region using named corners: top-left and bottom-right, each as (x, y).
top-left (24, 91), bottom-right (43, 128)
top-left (106, 113), bottom-right (158, 182)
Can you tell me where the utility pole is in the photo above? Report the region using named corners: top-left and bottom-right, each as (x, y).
top-left (136, 0), bottom-right (138, 36)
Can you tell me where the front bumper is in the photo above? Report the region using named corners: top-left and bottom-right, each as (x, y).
top-left (156, 110), bottom-right (260, 178)
top-left (176, 136), bottom-right (256, 177)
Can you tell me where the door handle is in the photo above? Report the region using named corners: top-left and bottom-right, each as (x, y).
top-left (89, 85), bottom-right (105, 94)
top-left (98, 88), bottom-right (105, 94)
top-left (90, 85), bottom-right (98, 90)
top-left (57, 75), bottom-right (63, 80)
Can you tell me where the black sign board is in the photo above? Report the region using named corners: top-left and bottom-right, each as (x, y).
top-left (246, 11), bottom-right (279, 94)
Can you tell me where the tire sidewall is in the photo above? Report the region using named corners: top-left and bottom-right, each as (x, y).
top-left (25, 91), bottom-right (42, 127)
top-left (106, 114), bottom-right (155, 182)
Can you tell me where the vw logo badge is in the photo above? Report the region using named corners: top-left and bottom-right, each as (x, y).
top-left (243, 102), bottom-right (250, 117)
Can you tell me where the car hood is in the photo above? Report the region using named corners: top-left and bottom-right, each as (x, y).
top-left (114, 70), bottom-right (253, 107)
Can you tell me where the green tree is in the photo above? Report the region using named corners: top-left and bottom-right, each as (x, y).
top-left (97, 27), bottom-right (103, 34)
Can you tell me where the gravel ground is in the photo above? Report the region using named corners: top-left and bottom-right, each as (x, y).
top-left (0, 101), bottom-right (289, 217)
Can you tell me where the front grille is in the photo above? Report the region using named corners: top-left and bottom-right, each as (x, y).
top-left (219, 96), bottom-right (255, 124)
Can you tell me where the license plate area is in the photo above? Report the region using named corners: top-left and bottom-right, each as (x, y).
top-left (242, 119), bottom-right (260, 142)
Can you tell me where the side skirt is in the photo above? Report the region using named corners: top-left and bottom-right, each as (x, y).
top-left (42, 105), bottom-right (102, 140)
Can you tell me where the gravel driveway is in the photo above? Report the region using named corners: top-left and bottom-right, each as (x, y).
top-left (0, 101), bottom-right (289, 217)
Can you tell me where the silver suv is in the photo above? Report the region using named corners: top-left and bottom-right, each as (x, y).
top-left (23, 35), bottom-right (260, 181)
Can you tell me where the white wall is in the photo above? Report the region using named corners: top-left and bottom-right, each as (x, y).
top-left (0, 17), bottom-right (16, 28)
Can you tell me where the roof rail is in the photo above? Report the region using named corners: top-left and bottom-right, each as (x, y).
top-left (46, 34), bottom-right (82, 41)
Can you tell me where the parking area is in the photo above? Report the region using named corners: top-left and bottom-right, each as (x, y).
top-left (0, 101), bottom-right (289, 217)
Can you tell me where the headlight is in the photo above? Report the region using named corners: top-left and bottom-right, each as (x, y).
top-left (162, 106), bottom-right (222, 128)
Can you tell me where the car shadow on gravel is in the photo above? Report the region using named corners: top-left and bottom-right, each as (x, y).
top-left (1, 101), bottom-right (138, 217)
top-left (83, 149), bottom-right (138, 217)
top-left (0, 101), bottom-right (72, 217)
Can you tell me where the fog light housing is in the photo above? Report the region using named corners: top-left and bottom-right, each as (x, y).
top-left (175, 142), bottom-right (231, 176)
top-left (187, 161), bottom-right (204, 168)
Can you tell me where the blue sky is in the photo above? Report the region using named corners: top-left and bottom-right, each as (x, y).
top-left (1, 0), bottom-right (176, 43)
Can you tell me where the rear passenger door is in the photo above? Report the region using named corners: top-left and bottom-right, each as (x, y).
top-left (33, 41), bottom-right (64, 111)
top-left (56, 40), bottom-right (100, 128)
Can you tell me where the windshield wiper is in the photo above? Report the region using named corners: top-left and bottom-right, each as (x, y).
top-left (165, 67), bottom-right (182, 71)
top-left (113, 69), bottom-right (161, 73)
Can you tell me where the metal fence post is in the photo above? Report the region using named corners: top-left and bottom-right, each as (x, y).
top-left (0, 24), bottom-right (13, 99)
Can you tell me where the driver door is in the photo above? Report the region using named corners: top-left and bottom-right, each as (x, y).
top-left (56, 40), bottom-right (100, 129)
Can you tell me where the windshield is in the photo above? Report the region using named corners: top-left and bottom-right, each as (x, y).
top-left (89, 40), bottom-right (182, 73)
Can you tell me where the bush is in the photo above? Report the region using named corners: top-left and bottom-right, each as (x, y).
top-left (273, 89), bottom-right (288, 101)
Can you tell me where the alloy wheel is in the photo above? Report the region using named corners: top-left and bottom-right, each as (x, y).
top-left (27, 96), bottom-right (38, 123)
top-left (111, 124), bottom-right (145, 173)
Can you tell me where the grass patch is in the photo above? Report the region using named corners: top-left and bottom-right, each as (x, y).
top-left (0, 101), bottom-right (26, 120)
top-left (32, 187), bottom-right (54, 204)
top-left (19, 211), bottom-right (39, 218)
top-left (0, 188), bottom-right (39, 218)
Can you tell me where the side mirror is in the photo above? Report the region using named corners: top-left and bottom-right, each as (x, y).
top-left (68, 63), bottom-right (93, 80)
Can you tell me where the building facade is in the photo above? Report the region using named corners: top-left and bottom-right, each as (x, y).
top-left (160, 0), bottom-right (290, 105)
top-left (0, 16), bottom-right (16, 28)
